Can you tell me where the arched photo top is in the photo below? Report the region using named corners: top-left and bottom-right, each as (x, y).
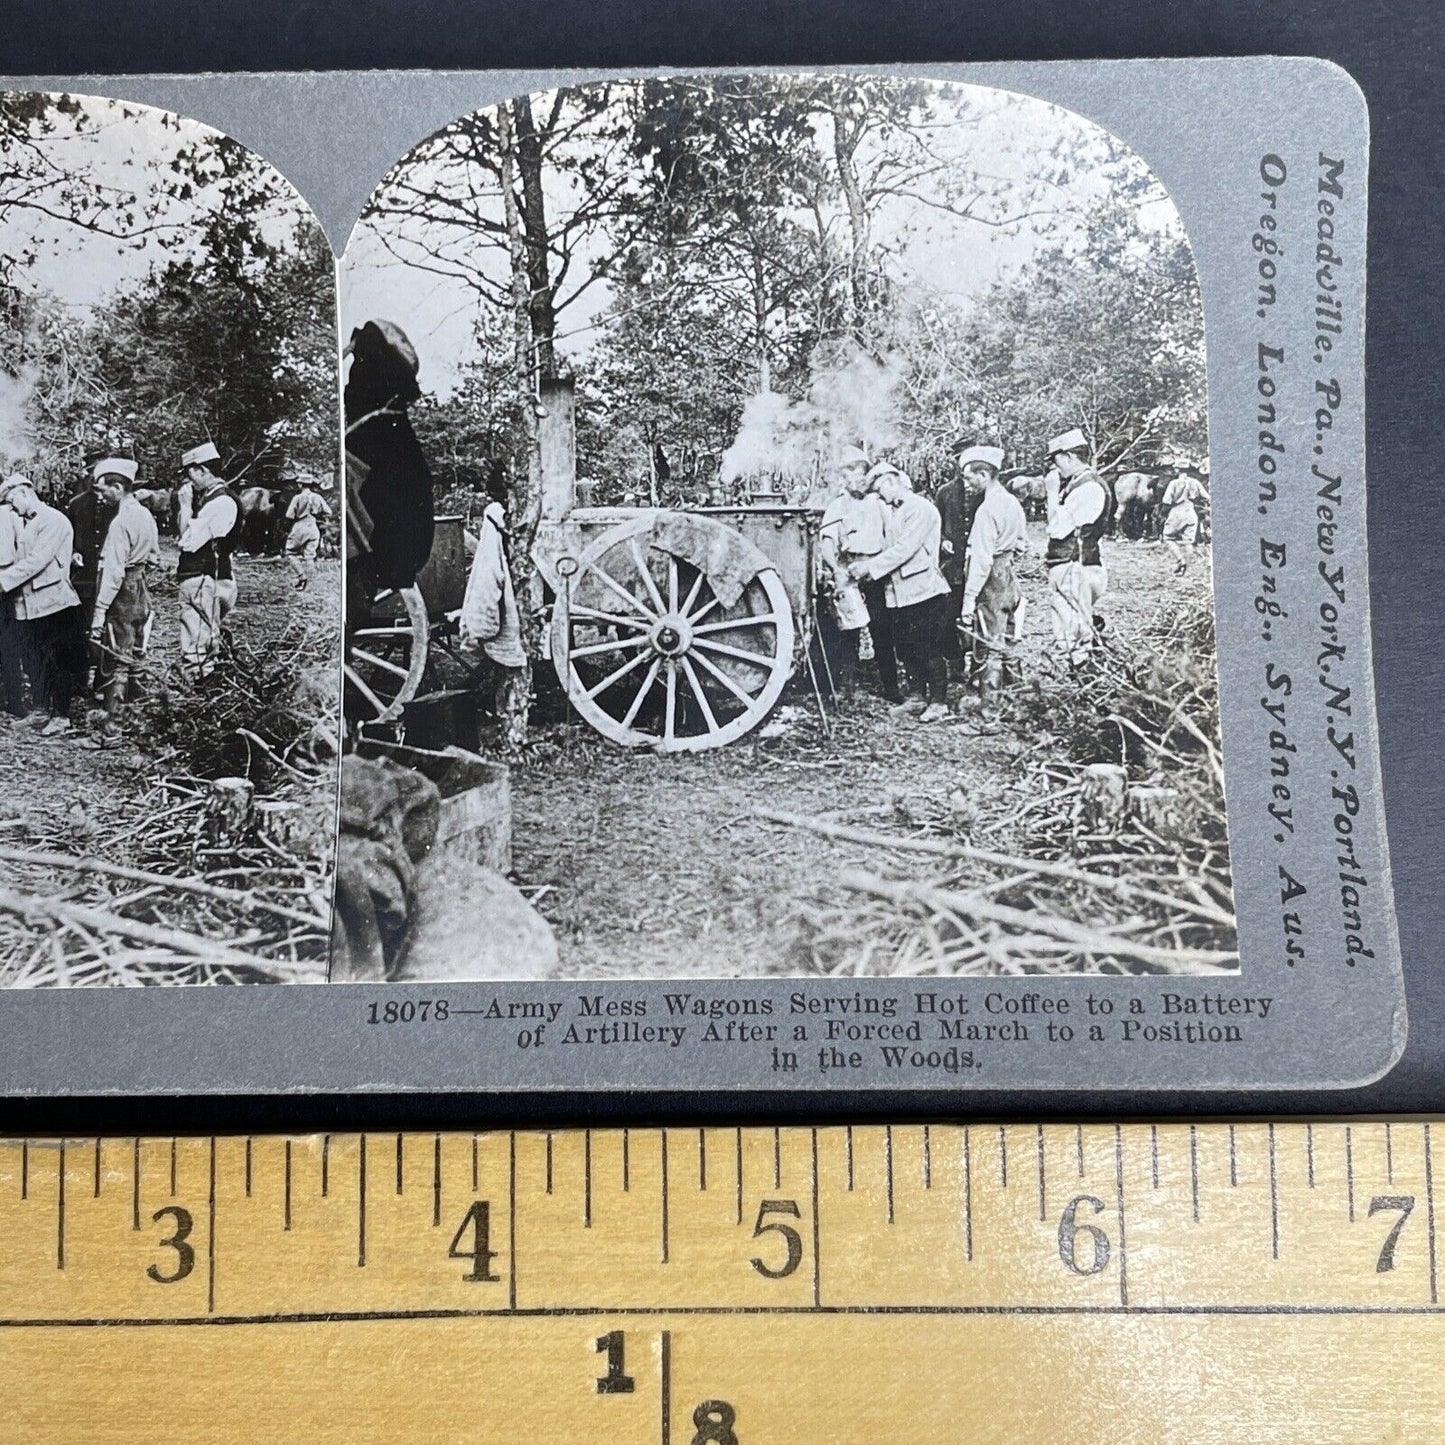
top-left (342, 73), bottom-right (1206, 490)
top-left (0, 90), bottom-right (335, 495)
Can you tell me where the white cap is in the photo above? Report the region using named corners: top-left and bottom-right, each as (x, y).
top-left (1048, 428), bottom-right (1088, 456)
top-left (0, 473), bottom-right (33, 503)
top-left (958, 445), bottom-right (1005, 472)
top-left (93, 457), bottom-right (138, 483)
top-left (181, 442), bottom-right (221, 469)
top-left (866, 460), bottom-right (911, 491)
top-left (837, 443), bottom-right (871, 471)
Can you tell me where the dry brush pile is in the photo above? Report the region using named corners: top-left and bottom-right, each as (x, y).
top-left (0, 620), bottom-right (338, 986)
top-left (766, 597), bottom-right (1237, 977)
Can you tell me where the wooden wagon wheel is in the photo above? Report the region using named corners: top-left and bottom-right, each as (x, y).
top-left (552, 515), bottom-right (795, 752)
top-left (344, 584), bottom-right (429, 725)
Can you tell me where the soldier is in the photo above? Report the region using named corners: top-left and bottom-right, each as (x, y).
top-left (956, 445), bottom-right (1028, 697)
top-left (0, 474), bottom-right (84, 736)
top-left (83, 459), bottom-right (160, 750)
top-left (848, 462), bottom-right (951, 722)
top-left (176, 442), bottom-right (240, 682)
top-left (1044, 428), bottom-right (1114, 672)
top-left (69, 457), bottom-right (119, 699)
top-left (0, 493), bottom-right (26, 721)
top-left (816, 445), bottom-right (885, 700)
top-left (1160, 465), bottom-right (1208, 574)
top-left (934, 445), bottom-right (979, 679)
top-left (283, 471), bottom-right (332, 590)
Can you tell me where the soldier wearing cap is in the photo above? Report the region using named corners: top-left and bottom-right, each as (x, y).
top-left (83, 459), bottom-right (160, 749)
top-left (934, 445), bottom-right (979, 678)
top-left (0, 485), bottom-right (26, 720)
top-left (956, 445), bottom-right (1028, 697)
top-left (0, 474), bottom-right (85, 736)
top-left (283, 470), bottom-right (332, 591)
top-left (176, 441), bottom-right (241, 681)
top-left (1159, 463), bottom-right (1208, 574)
top-left (1044, 428), bottom-right (1114, 671)
top-left (848, 462), bottom-right (951, 721)
top-left (817, 444), bottom-right (894, 700)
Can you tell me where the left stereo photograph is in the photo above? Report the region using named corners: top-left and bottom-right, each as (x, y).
top-left (0, 92), bottom-right (341, 986)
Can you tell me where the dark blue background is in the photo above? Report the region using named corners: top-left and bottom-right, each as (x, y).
top-left (0, 0), bottom-right (1439, 1131)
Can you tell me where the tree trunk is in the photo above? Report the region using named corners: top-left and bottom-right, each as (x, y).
top-left (497, 101), bottom-right (543, 752)
top-left (832, 113), bottom-right (869, 344)
top-left (511, 96), bottom-right (557, 378)
top-left (751, 252), bottom-right (771, 393)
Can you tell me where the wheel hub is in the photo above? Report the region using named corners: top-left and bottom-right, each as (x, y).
top-left (649, 615), bottom-right (692, 657)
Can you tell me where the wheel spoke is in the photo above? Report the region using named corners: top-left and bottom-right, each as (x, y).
top-left (586, 560), bottom-right (656, 620)
top-left (351, 647), bottom-right (411, 680)
top-left (583, 647), bottom-right (652, 700)
top-left (343, 663), bottom-right (390, 718)
top-left (692, 636), bottom-right (775, 669)
top-left (621, 658), bottom-right (662, 729)
top-left (691, 647), bottom-right (762, 707)
top-left (667, 555), bottom-right (679, 614)
top-left (688, 595), bottom-right (722, 626)
top-left (569, 634), bottom-right (647, 661)
top-left (664, 660), bottom-right (677, 744)
top-left (692, 613), bottom-right (783, 635)
top-left (680, 569), bottom-right (706, 618)
top-left (680, 656), bottom-right (719, 734)
top-left (569, 604), bottom-right (650, 631)
top-left (351, 625), bottom-right (414, 640)
top-left (628, 537), bottom-right (667, 615)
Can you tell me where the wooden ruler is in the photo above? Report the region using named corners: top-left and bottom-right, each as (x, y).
top-left (1, 1124), bottom-right (1442, 1441)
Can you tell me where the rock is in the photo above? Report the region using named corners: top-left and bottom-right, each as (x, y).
top-left (395, 852), bottom-right (559, 980)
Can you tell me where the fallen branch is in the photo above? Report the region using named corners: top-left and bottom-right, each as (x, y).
top-left (0, 886), bottom-right (310, 980)
top-left (755, 807), bottom-right (1235, 928)
top-left (838, 870), bottom-right (1239, 975)
top-left (0, 844), bottom-right (330, 933)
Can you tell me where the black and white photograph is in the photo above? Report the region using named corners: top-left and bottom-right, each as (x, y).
top-left (339, 74), bottom-right (1236, 982)
top-left (0, 92), bottom-right (340, 985)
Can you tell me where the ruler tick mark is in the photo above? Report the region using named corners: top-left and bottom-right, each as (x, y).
top-left (1036, 1125), bottom-right (1046, 1221)
top-left (698, 1129), bottom-right (706, 1191)
top-left (207, 1137), bottom-right (217, 1313)
top-left (923, 1124), bottom-right (932, 1189)
top-left (584, 1131), bottom-right (592, 1228)
top-left (170, 1137), bottom-right (177, 1197)
top-left (508, 1133), bottom-right (517, 1311)
top-left (321, 1135), bottom-right (330, 1197)
top-left (130, 1139), bottom-right (138, 1230)
top-left (1228, 1124), bottom-right (1237, 1187)
top-left (999, 1126), bottom-right (1008, 1189)
top-left (963, 1128), bottom-right (973, 1262)
top-left (846, 1126), bottom-right (854, 1191)
top-left (1075, 1125), bottom-right (1084, 1177)
top-left (773, 1127), bottom-right (781, 1189)
top-left (624, 1129), bottom-right (631, 1193)
top-left (1385, 1122), bottom-right (1394, 1184)
top-left (1150, 1125), bottom-right (1159, 1189)
top-left (1345, 1126), bottom-right (1355, 1222)
top-left (396, 1134), bottom-right (404, 1195)
top-left (659, 1328), bottom-right (671, 1445)
top-left (885, 1126), bottom-right (895, 1223)
top-left (660, 1130), bottom-right (670, 1265)
top-left (93, 1138), bottom-right (101, 1199)
top-left (546, 1133), bottom-right (553, 1196)
top-left (20, 1140), bottom-right (27, 1200)
top-left (244, 1138), bottom-right (252, 1198)
top-left (283, 1141), bottom-right (292, 1232)
top-left (433, 1134), bottom-right (442, 1226)
top-left (1189, 1124), bottom-right (1199, 1223)
top-left (472, 1133), bottom-right (479, 1193)
top-left (56, 1140), bottom-right (65, 1270)
top-left (1268, 1124), bottom-right (1279, 1260)
top-left (1307, 1123), bottom-right (1315, 1188)
top-left (358, 1135), bottom-right (367, 1268)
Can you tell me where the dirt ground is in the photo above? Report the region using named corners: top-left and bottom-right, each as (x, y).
top-left (511, 528), bottom-right (1217, 977)
top-left (0, 544), bottom-right (339, 849)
